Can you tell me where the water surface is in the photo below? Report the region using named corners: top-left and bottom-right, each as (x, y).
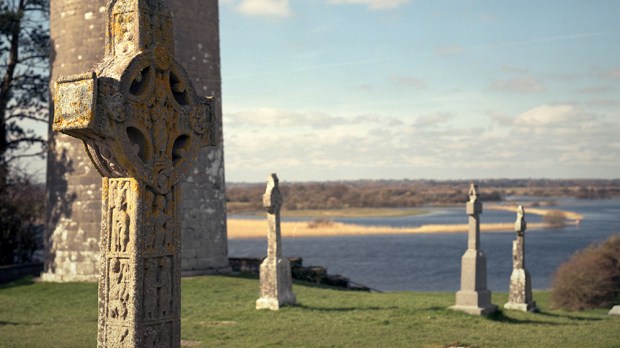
top-left (229, 198), bottom-right (620, 292)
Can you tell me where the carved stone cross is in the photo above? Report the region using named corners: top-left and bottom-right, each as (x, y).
top-left (505, 205), bottom-right (538, 312)
top-left (450, 183), bottom-right (497, 315)
top-left (256, 174), bottom-right (296, 310)
top-left (466, 183), bottom-right (483, 250)
top-left (52, 0), bottom-right (217, 346)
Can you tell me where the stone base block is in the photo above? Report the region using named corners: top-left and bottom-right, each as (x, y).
top-left (455, 289), bottom-right (494, 308)
top-left (609, 305), bottom-right (620, 316)
top-left (449, 304), bottom-right (498, 316)
top-left (504, 301), bottom-right (538, 312)
top-left (256, 258), bottom-right (296, 311)
top-left (451, 290), bottom-right (497, 316)
top-left (255, 295), bottom-right (296, 311)
top-left (256, 289), bottom-right (296, 311)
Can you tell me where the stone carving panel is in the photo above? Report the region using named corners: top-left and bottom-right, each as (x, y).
top-left (143, 256), bottom-right (173, 320)
top-left (143, 322), bottom-right (173, 348)
top-left (144, 188), bottom-right (175, 255)
top-left (108, 180), bottom-right (132, 254)
top-left (106, 325), bottom-right (133, 348)
top-left (108, 257), bottom-right (132, 322)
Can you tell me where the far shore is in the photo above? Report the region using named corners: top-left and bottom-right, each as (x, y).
top-left (228, 205), bottom-right (582, 239)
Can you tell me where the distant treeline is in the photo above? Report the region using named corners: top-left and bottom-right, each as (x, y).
top-left (226, 179), bottom-right (620, 213)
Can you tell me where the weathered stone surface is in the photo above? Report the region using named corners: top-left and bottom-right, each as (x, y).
top-left (256, 174), bottom-right (296, 310)
top-left (44, 0), bottom-right (229, 283)
top-left (450, 183), bottom-right (498, 316)
top-left (53, 1), bottom-right (215, 346)
top-left (172, 1), bottom-right (229, 276)
top-left (609, 305), bottom-right (620, 316)
top-left (504, 206), bottom-right (538, 312)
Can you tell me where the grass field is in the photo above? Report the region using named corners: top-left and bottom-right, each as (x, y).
top-left (1, 275), bottom-right (618, 347)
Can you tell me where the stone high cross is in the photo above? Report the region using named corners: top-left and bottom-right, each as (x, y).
top-left (256, 174), bottom-right (296, 310)
top-left (52, 0), bottom-right (217, 346)
top-left (504, 206), bottom-right (538, 312)
top-left (450, 183), bottom-right (498, 315)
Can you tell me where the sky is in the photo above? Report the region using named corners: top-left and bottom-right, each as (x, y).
top-left (218, 0), bottom-right (620, 182)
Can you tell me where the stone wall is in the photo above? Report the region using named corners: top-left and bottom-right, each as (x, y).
top-left (43, 0), bottom-right (229, 282)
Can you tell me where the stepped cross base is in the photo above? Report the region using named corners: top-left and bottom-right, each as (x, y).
top-left (504, 301), bottom-right (538, 312)
top-left (256, 258), bottom-right (297, 310)
top-left (450, 290), bottom-right (498, 316)
top-left (450, 248), bottom-right (498, 316)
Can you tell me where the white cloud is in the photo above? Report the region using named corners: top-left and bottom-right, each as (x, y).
top-left (577, 86), bottom-right (614, 94)
top-left (501, 65), bottom-right (529, 74)
top-left (223, 105), bottom-right (620, 181)
top-left (434, 44), bottom-right (464, 57)
top-left (488, 76), bottom-right (545, 94)
top-left (514, 104), bottom-right (579, 127)
top-left (392, 76), bottom-right (427, 89)
top-left (225, 107), bottom-right (345, 129)
top-left (327, 0), bottom-right (410, 10)
top-left (413, 112), bottom-right (453, 127)
top-left (235, 0), bottom-right (292, 18)
top-left (605, 66), bottom-right (620, 80)
top-left (585, 99), bottom-right (620, 107)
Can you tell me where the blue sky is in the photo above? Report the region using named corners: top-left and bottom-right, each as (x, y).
top-left (219, 0), bottom-right (620, 182)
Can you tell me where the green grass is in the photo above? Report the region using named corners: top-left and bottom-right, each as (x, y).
top-left (1, 275), bottom-right (619, 347)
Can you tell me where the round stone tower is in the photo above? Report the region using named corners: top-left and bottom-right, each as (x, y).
top-left (43, 0), bottom-right (229, 282)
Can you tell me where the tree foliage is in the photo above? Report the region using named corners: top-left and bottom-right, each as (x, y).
top-left (227, 180), bottom-right (503, 213)
top-left (0, 168), bottom-right (44, 264)
top-left (550, 235), bottom-right (620, 311)
top-left (0, 0), bottom-right (49, 170)
top-left (0, 0), bottom-right (49, 265)
top-left (226, 179), bottom-right (620, 213)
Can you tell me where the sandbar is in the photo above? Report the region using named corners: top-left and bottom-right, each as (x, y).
top-left (228, 206), bottom-right (581, 239)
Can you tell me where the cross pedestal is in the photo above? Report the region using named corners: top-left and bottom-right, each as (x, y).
top-left (450, 183), bottom-right (498, 316)
top-left (504, 206), bottom-right (538, 312)
top-left (256, 174), bottom-right (296, 310)
top-left (53, 1), bottom-right (217, 346)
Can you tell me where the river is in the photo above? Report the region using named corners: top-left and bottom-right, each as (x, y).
top-left (228, 198), bottom-right (620, 292)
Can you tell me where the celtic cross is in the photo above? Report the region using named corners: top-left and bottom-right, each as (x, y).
top-left (53, 0), bottom-right (217, 346)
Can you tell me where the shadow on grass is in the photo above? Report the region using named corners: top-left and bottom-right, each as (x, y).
top-left (296, 303), bottom-right (397, 312)
top-left (222, 273), bottom-right (373, 292)
top-left (423, 306), bottom-right (453, 312)
top-left (536, 310), bottom-right (603, 322)
top-left (486, 310), bottom-right (561, 325)
top-left (226, 272), bottom-right (257, 280)
top-left (0, 276), bottom-right (35, 290)
top-left (0, 321), bottom-right (39, 326)
top-left (0, 321), bottom-right (20, 326)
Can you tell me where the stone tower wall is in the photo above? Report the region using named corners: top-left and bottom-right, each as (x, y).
top-left (171, 1), bottom-right (230, 276)
top-left (43, 0), bottom-right (229, 282)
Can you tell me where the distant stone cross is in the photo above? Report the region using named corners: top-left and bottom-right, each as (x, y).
top-left (53, 0), bottom-right (217, 346)
top-left (504, 206), bottom-right (538, 312)
top-left (256, 174), bottom-right (296, 310)
top-left (450, 183), bottom-right (498, 315)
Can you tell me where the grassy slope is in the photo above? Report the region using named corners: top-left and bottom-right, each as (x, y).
top-left (1, 275), bottom-right (618, 348)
